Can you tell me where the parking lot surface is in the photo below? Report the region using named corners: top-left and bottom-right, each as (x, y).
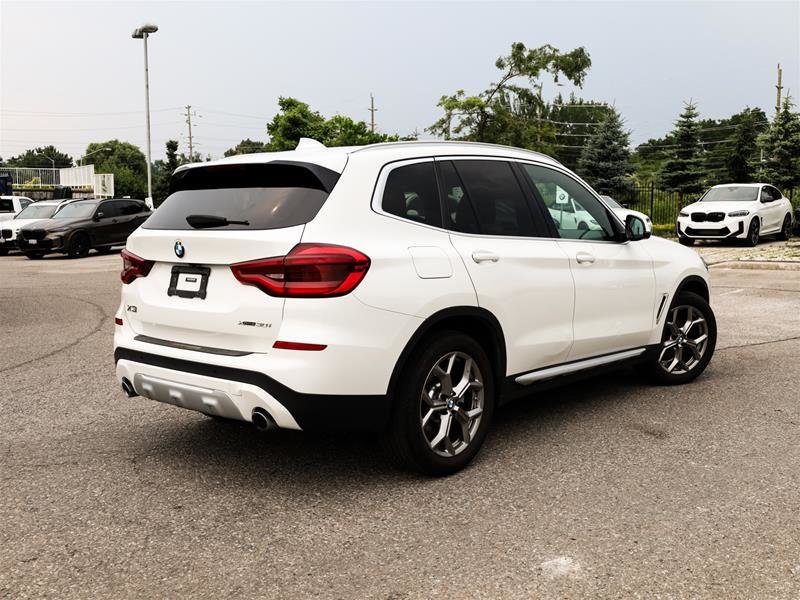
top-left (2, 250), bottom-right (800, 599)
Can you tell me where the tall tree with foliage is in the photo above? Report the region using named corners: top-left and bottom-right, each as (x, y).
top-left (152, 140), bottom-right (181, 206)
top-left (5, 145), bottom-right (73, 168)
top-left (223, 138), bottom-right (269, 157)
top-left (577, 108), bottom-right (632, 197)
top-left (83, 139), bottom-right (147, 199)
top-left (427, 42), bottom-right (592, 146)
top-left (759, 97), bottom-right (800, 191)
top-left (262, 97), bottom-right (399, 151)
top-left (659, 102), bottom-right (705, 198)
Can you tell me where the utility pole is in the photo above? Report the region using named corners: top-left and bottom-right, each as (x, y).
top-left (185, 105), bottom-right (195, 161)
top-left (368, 93), bottom-right (377, 133)
top-left (776, 63), bottom-right (783, 115)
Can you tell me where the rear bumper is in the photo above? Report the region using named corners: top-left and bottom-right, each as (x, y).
top-left (114, 348), bottom-right (390, 432)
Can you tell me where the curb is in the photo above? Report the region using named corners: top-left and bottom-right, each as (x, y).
top-left (710, 260), bottom-right (800, 271)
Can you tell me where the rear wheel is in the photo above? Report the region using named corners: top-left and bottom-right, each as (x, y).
top-left (383, 331), bottom-right (494, 476)
top-left (746, 219), bottom-right (760, 247)
top-left (67, 232), bottom-right (91, 258)
top-left (639, 291), bottom-right (716, 385)
top-left (778, 214), bottom-right (792, 241)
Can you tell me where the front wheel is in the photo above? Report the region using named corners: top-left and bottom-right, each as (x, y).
top-left (746, 219), bottom-right (760, 247)
top-left (383, 331), bottom-right (495, 476)
top-left (778, 214), bottom-right (792, 241)
top-left (67, 232), bottom-right (91, 258)
top-left (639, 291), bottom-right (716, 385)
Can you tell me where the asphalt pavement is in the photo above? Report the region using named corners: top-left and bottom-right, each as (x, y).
top-left (1, 250), bottom-right (799, 599)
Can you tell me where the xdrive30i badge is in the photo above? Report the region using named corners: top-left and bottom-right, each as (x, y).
top-left (174, 240), bottom-right (185, 258)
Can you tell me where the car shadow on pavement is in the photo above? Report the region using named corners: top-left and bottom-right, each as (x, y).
top-left (122, 368), bottom-right (648, 487)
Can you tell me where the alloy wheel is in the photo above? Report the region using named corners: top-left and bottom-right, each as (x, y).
top-left (750, 221), bottom-right (759, 246)
top-left (420, 351), bottom-right (484, 457)
top-left (659, 305), bottom-right (709, 375)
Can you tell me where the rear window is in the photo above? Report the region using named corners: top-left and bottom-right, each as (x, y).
top-left (144, 162), bottom-right (340, 231)
top-left (0, 199), bottom-right (13, 213)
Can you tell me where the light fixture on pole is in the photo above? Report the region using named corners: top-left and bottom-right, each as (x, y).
top-left (132, 22), bottom-right (158, 207)
top-left (79, 146), bottom-right (112, 167)
top-left (34, 152), bottom-right (56, 169)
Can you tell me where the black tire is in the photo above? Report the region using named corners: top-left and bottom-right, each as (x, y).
top-left (382, 331), bottom-right (495, 476)
top-left (778, 214), bottom-right (792, 241)
top-left (25, 252), bottom-right (44, 260)
top-left (746, 219), bottom-right (760, 247)
top-left (67, 232), bottom-right (91, 258)
top-left (678, 237), bottom-right (695, 246)
top-left (639, 291), bottom-right (716, 386)
top-left (0, 248), bottom-right (7, 256)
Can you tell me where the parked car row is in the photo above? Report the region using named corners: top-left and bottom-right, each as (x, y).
top-left (0, 197), bottom-right (151, 258)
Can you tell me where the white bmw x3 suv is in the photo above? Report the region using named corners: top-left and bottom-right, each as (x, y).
top-left (676, 183), bottom-right (794, 246)
top-left (114, 140), bottom-right (716, 475)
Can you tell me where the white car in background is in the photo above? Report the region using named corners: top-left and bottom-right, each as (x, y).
top-left (114, 140), bottom-right (716, 475)
top-left (676, 183), bottom-right (794, 246)
top-left (601, 195), bottom-right (653, 233)
top-left (0, 195), bottom-right (34, 222)
top-left (0, 199), bottom-right (77, 255)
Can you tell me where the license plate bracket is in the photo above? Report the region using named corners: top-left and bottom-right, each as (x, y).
top-left (168, 265), bottom-right (210, 299)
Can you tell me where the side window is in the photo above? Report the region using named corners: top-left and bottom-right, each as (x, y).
top-left (99, 202), bottom-right (121, 218)
top-left (448, 160), bottom-right (537, 237)
top-left (760, 187), bottom-right (772, 202)
top-left (768, 186), bottom-right (782, 200)
top-left (521, 163), bottom-right (616, 241)
top-left (438, 161), bottom-right (478, 234)
top-left (118, 201), bottom-right (143, 215)
top-left (19, 198), bottom-right (32, 210)
top-left (381, 162), bottom-right (442, 227)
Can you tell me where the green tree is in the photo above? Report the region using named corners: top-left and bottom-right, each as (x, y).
top-left (427, 42), bottom-right (592, 144)
top-left (6, 145), bottom-right (73, 168)
top-left (576, 108), bottom-right (632, 197)
top-left (153, 140), bottom-right (180, 206)
top-left (547, 94), bottom-right (613, 171)
top-left (223, 138), bottom-right (269, 157)
top-left (658, 102), bottom-right (705, 198)
top-left (759, 97), bottom-right (800, 191)
top-left (83, 139), bottom-right (147, 199)
top-left (264, 97), bottom-right (400, 150)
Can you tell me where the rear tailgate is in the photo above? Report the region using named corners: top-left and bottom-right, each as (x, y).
top-left (120, 160), bottom-right (342, 355)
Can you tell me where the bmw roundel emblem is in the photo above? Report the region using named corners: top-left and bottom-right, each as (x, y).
top-left (174, 240), bottom-right (185, 258)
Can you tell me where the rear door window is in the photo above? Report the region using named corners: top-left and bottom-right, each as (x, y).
top-left (381, 162), bottom-right (442, 227)
top-left (445, 160), bottom-right (538, 237)
top-left (144, 162), bottom-right (340, 231)
top-left (99, 202), bottom-right (122, 218)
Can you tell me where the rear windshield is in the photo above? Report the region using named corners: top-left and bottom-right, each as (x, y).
top-left (144, 162), bottom-right (340, 231)
top-left (700, 186), bottom-right (758, 202)
top-left (0, 199), bottom-right (13, 213)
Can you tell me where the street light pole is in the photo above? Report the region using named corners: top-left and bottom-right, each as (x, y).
top-left (79, 146), bottom-right (111, 167)
top-left (35, 152), bottom-right (55, 169)
top-left (132, 23), bottom-right (158, 207)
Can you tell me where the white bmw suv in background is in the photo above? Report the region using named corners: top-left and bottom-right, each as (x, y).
top-left (114, 140), bottom-right (716, 475)
top-left (676, 183), bottom-right (794, 246)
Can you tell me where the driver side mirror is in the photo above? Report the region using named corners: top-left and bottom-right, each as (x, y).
top-left (625, 214), bottom-right (650, 241)
top-left (94, 211), bottom-right (104, 221)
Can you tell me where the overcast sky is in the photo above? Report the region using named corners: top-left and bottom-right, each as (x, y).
top-left (1, 0), bottom-right (798, 162)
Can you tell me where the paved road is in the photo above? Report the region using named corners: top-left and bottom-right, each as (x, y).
top-left (2, 250), bottom-right (799, 599)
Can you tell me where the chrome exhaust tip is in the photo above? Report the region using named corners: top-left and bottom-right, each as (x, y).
top-left (251, 408), bottom-right (277, 432)
top-left (121, 378), bottom-right (138, 398)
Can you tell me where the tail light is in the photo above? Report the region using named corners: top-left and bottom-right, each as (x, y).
top-left (121, 249), bottom-right (154, 284)
top-left (230, 243), bottom-right (370, 298)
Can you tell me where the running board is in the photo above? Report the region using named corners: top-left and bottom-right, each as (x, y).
top-left (514, 348), bottom-right (647, 386)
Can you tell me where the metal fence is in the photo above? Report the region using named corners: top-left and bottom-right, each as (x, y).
top-left (615, 184), bottom-right (800, 225)
top-left (0, 167), bottom-right (61, 187)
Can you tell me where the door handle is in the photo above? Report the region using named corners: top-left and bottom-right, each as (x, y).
top-left (575, 251), bottom-right (595, 264)
top-left (471, 250), bottom-right (500, 264)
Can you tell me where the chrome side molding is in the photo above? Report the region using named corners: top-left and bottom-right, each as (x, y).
top-left (515, 348), bottom-right (647, 386)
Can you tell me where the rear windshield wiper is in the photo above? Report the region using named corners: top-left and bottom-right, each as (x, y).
top-left (185, 214), bottom-right (250, 229)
